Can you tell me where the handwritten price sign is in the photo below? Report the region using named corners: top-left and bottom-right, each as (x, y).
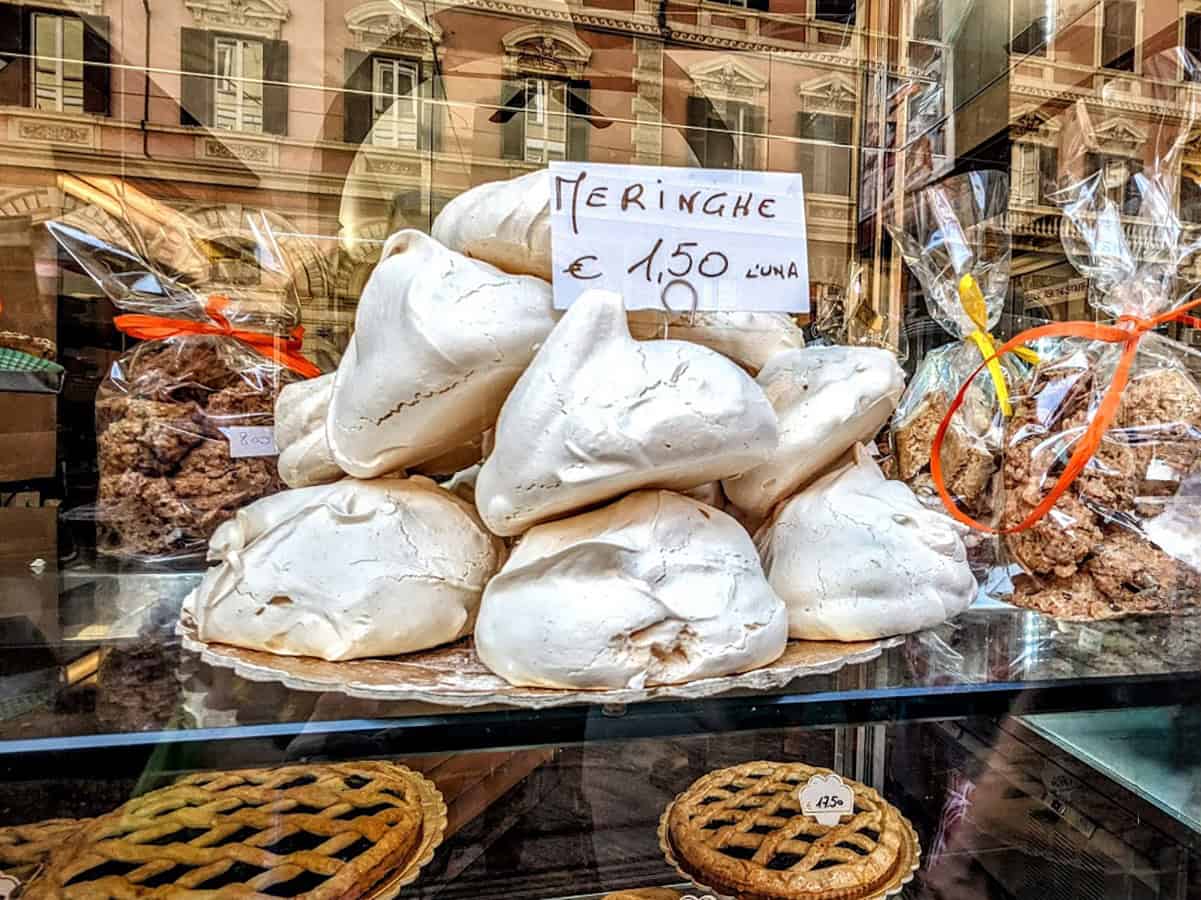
top-left (550, 162), bottom-right (809, 313)
top-left (219, 426), bottom-right (279, 459)
top-left (798, 773), bottom-right (854, 826)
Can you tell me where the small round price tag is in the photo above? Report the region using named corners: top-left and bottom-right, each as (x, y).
top-left (798, 773), bottom-right (854, 826)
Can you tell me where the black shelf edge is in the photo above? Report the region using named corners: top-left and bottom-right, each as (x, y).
top-left (1, 671), bottom-right (1196, 781)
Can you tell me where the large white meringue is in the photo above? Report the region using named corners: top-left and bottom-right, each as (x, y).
top-left (432, 170), bottom-right (552, 280)
top-left (183, 477), bottom-right (505, 661)
top-left (327, 230), bottom-right (559, 479)
top-left (628, 311), bottom-right (805, 373)
top-left (475, 290), bottom-right (779, 536)
top-left (723, 347), bottom-right (905, 520)
top-left (475, 490), bottom-right (788, 689)
top-left (757, 445), bottom-right (976, 640)
top-left (275, 373), bottom-right (343, 488)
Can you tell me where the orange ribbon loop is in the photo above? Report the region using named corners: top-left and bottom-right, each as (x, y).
top-left (930, 296), bottom-right (1201, 535)
top-left (113, 295), bottom-right (321, 378)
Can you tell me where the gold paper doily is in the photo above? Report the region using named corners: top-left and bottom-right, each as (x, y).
top-left (368, 765), bottom-right (448, 899)
top-left (656, 788), bottom-right (921, 900)
top-left (178, 620), bottom-right (900, 709)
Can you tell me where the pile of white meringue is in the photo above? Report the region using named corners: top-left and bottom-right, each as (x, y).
top-left (183, 170), bottom-right (977, 691)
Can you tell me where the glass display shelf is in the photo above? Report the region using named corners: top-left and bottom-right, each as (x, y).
top-left (0, 559), bottom-right (1198, 781)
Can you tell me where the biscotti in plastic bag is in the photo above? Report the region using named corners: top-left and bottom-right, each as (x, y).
top-left (993, 59), bottom-right (1201, 619)
top-left (889, 171), bottom-right (1033, 575)
top-left (49, 178), bottom-right (318, 562)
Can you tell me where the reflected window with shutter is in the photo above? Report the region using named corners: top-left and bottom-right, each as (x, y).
top-left (1188, 13), bottom-right (1201, 62)
top-left (1013, 143), bottom-right (1038, 203)
top-left (1088, 151), bottom-right (1140, 214)
top-left (1038, 145), bottom-right (1058, 205)
top-left (1181, 165), bottom-right (1201, 224)
top-left (32, 13), bottom-right (84, 113)
top-left (1101, 0), bottom-right (1136, 71)
top-left (814, 0), bottom-right (856, 25)
top-left (213, 36), bottom-right (264, 133)
top-left (524, 77), bottom-right (568, 162)
top-left (685, 96), bottom-right (763, 170)
top-left (797, 110), bottom-right (852, 194)
top-left (372, 57), bottom-right (420, 148)
top-left (1011, 0), bottom-right (1051, 56)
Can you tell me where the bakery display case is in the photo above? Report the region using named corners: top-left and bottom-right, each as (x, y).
top-left (2, 0), bottom-right (1201, 896)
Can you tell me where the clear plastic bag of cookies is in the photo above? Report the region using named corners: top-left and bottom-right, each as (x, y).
top-left (48, 178), bottom-right (319, 562)
top-left (999, 53), bottom-right (1201, 620)
top-left (888, 171), bottom-right (1033, 574)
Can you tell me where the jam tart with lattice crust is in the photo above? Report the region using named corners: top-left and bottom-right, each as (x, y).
top-left (663, 762), bottom-right (919, 900)
top-left (0, 817), bottom-right (87, 883)
top-left (24, 762), bottom-right (442, 899)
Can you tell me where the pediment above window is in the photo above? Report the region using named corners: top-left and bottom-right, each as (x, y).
top-left (185, 0), bottom-right (289, 38)
top-left (1012, 108), bottom-right (1060, 143)
top-left (1094, 117), bottom-right (1146, 152)
top-left (502, 25), bottom-right (592, 78)
top-left (346, 0), bottom-right (442, 52)
top-left (689, 56), bottom-right (767, 102)
top-left (796, 74), bottom-right (856, 114)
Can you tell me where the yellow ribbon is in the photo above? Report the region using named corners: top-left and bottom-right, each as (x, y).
top-left (958, 273), bottom-right (1039, 417)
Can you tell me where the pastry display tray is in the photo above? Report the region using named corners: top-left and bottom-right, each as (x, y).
top-left (177, 619), bottom-right (902, 709)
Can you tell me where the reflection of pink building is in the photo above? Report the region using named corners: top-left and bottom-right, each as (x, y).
top-left (0, 0), bottom-right (891, 342)
top-left (2, 0), bottom-right (936, 485)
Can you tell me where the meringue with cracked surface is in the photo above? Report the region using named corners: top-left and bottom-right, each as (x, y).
top-left (723, 346), bottom-right (906, 521)
top-left (627, 309), bottom-right (805, 374)
top-left (475, 289), bottom-right (779, 536)
top-left (182, 476), bottom-right (505, 661)
top-left (433, 169), bottom-right (553, 279)
top-left (274, 373), bottom-right (343, 488)
top-left (326, 229), bottom-right (559, 479)
top-left (475, 490), bottom-right (787, 689)
top-left (757, 445), bottom-right (976, 640)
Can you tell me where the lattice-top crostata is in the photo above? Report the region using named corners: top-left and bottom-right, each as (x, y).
top-left (24, 762), bottom-right (441, 899)
top-left (664, 761), bottom-right (919, 900)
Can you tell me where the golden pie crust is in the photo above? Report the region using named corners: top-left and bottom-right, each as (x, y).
top-left (663, 762), bottom-right (919, 900)
top-left (24, 762), bottom-right (440, 899)
top-left (602, 891), bottom-right (683, 900)
top-left (0, 818), bottom-right (87, 883)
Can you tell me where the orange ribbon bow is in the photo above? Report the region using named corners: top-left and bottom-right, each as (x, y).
top-left (113, 295), bottom-right (321, 379)
top-left (930, 295), bottom-right (1201, 534)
